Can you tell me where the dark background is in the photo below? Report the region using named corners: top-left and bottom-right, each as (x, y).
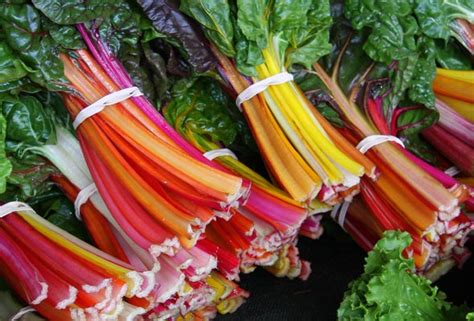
top-left (217, 220), bottom-right (474, 321)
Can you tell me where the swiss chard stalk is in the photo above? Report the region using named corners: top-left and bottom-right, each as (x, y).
top-left (162, 75), bottom-right (314, 278)
top-left (179, 0), bottom-right (373, 204)
top-left (0, 203), bottom-right (150, 319)
top-left (303, 11), bottom-right (472, 273)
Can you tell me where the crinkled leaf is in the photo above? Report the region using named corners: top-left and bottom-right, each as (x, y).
top-left (362, 15), bottom-right (413, 65)
top-left (415, 0), bottom-right (474, 40)
top-left (408, 53), bottom-right (436, 108)
top-left (414, 0), bottom-right (452, 40)
top-left (286, 0), bottom-right (332, 69)
top-left (0, 3), bottom-right (67, 91)
top-left (165, 76), bottom-right (258, 160)
top-left (338, 231), bottom-right (472, 321)
top-left (47, 25), bottom-right (84, 50)
top-left (31, 0), bottom-right (117, 24)
top-left (165, 77), bottom-right (239, 146)
top-left (237, 0), bottom-right (269, 49)
top-left (0, 41), bottom-right (29, 84)
top-left (97, 2), bottom-right (141, 56)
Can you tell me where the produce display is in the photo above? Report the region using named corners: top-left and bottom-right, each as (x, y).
top-left (0, 0), bottom-right (471, 320)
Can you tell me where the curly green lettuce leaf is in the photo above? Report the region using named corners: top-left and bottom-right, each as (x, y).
top-left (337, 231), bottom-right (473, 321)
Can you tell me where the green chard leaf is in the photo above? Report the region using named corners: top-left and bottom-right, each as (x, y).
top-left (0, 94), bottom-right (56, 154)
top-left (164, 76), bottom-right (258, 162)
top-left (179, 0), bottom-right (236, 57)
top-left (0, 112), bottom-right (11, 194)
top-left (415, 0), bottom-right (474, 40)
top-left (37, 195), bottom-right (91, 242)
top-left (165, 77), bottom-right (240, 146)
top-left (285, 0), bottom-right (333, 69)
top-left (237, 0), bottom-right (269, 49)
top-left (0, 3), bottom-right (68, 91)
top-left (434, 40), bottom-right (472, 70)
top-left (343, 0), bottom-right (473, 111)
top-left (0, 156), bottom-right (58, 204)
top-left (31, 0), bottom-right (118, 24)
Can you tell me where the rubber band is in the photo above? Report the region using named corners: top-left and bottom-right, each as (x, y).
top-left (0, 202), bottom-right (34, 218)
top-left (338, 201), bottom-right (350, 229)
top-left (330, 201), bottom-right (350, 230)
top-left (10, 306), bottom-right (35, 321)
top-left (73, 87), bottom-right (143, 129)
top-left (330, 204), bottom-right (341, 221)
top-left (203, 148), bottom-right (238, 161)
top-left (444, 166), bottom-right (460, 177)
top-left (236, 72), bottom-right (294, 109)
top-left (356, 135), bottom-right (405, 154)
top-left (74, 183), bottom-right (98, 220)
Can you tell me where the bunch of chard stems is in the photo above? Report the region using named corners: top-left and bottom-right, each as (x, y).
top-left (312, 40), bottom-right (473, 278)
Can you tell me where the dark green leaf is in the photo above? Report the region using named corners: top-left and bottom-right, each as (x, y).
top-left (1, 94), bottom-right (56, 152)
top-left (0, 156), bottom-right (58, 204)
top-left (0, 41), bottom-right (29, 84)
top-left (435, 40), bottom-right (472, 70)
top-left (138, 0), bottom-right (218, 72)
top-left (165, 76), bottom-right (258, 161)
top-left (415, 0), bottom-right (474, 40)
top-left (0, 4), bottom-right (68, 90)
top-left (47, 24), bottom-right (84, 50)
top-left (97, 2), bottom-right (141, 56)
top-left (0, 112), bottom-right (11, 194)
top-left (32, 0), bottom-right (117, 24)
top-left (38, 196), bottom-right (91, 242)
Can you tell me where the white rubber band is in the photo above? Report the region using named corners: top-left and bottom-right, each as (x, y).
top-left (73, 87), bottom-right (143, 129)
top-left (330, 204), bottom-right (341, 221)
top-left (0, 202), bottom-right (34, 218)
top-left (203, 148), bottom-right (238, 161)
top-left (444, 166), bottom-right (460, 177)
top-left (338, 201), bottom-right (350, 228)
top-left (10, 306), bottom-right (35, 321)
top-left (330, 201), bottom-right (350, 230)
top-left (236, 72), bottom-right (294, 109)
top-left (74, 183), bottom-right (98, 221)
top-left (356, 135), bottom-right (405, 154)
